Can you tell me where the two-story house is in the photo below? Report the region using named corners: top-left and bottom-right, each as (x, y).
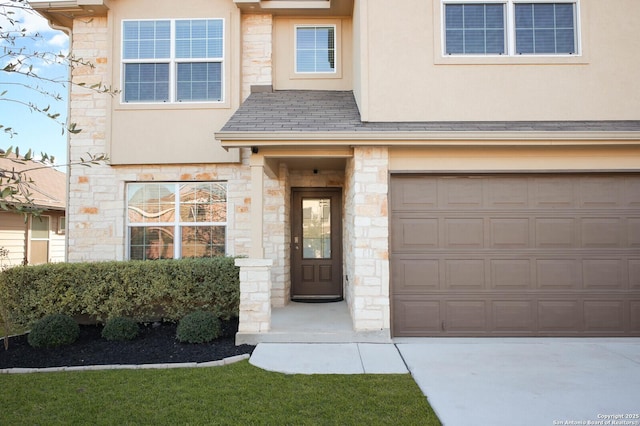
top-left (31, 0), bottom-right (640, 342)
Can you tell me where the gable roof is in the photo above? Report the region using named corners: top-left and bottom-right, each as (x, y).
top-left (217, 90), bottom-right (640, 146)
top-left (0, 155), bottom-right (66, 211)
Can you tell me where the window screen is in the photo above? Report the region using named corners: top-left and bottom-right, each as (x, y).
top-left (445, 4), bottom-right (505, 54)
top-left (122, 19), bottom-right (224, 103)
top-left (515, 3), bottom-right (576, 54)
top-left (442, 1), bottom-right (579, 56)
top-left (296, 26), bottom-right (336, 73)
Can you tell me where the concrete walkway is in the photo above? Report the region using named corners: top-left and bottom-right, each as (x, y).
top-left (250, 339), bottom-right (640, 426)
top-left (250, 343), bottom-right (407, 374)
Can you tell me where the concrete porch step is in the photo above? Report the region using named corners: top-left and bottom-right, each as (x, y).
top-left (236, 301), bottom-right (391, 345)
top-left (236, 329), bottom-right (391, 344)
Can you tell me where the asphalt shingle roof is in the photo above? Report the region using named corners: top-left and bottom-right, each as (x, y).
top-left (219, 90), bottom-right (640, 135)
top-left (0, 154), bottom-right (66, 210)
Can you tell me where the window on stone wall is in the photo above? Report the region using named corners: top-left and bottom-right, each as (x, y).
top-left (126, 182), bottom-right (227, 260)
top-left (122, 19), bottom-right (224, 103)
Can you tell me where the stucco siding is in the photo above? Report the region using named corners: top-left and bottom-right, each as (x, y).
top-left (107, 0), bottom-right (241, 165)
top-left (359, 0), bottom-right (640, 122)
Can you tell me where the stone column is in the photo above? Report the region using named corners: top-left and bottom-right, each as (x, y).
top-left (249, 156), bottom-right (265, 258)
top-left (236, 258), bottom-right (273, 335)
top-left (350, 147), bottom-right (390, 333)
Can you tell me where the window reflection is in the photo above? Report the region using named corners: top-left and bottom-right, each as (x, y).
top-left (302, 198), bottom-right (331, 259)
top-left (127, 182), bottom-right (227, 260)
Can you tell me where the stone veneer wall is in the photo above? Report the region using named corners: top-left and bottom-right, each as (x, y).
top-left (263, 164), bottom-right (289, 307)
top-left (241, 14), bottom-right (273, 100)
top-left (263, 168), bottom-right (344, 307)
top-left (344, 147), bottom-right (390, 332)
top-left (67, 17), bottom-right (253, 262)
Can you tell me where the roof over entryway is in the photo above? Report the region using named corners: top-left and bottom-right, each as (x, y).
top-left (216, 90), bottom-right (640, 148)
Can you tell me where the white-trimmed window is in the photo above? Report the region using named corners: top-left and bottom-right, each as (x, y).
top-left (126, 182), bottom-right (227, 260)
top-left (122, 19), bottom-right (224, 103)
top-left (443, 1), bottom-right (578, 56)
top-left (295, 25), bottom-right (336, 73)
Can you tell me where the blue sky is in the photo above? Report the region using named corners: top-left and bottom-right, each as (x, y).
top-left (1, 2), bottom-right (70, 164)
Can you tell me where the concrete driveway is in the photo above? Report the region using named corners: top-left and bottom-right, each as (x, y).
top-left (395, 338), bottom-right (640, 426)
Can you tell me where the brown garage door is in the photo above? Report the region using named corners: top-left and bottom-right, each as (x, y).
top-left (390, 174), bottom-right (640, 337)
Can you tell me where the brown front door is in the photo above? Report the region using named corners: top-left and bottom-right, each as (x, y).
top-left (291, 188), bottom-right (343, 301)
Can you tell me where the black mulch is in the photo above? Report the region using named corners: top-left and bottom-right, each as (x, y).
top-left (0, 319), bottom-right (255, 369)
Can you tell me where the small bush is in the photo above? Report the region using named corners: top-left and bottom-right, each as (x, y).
top-left (101, 317), bottom-right (139, 341)
top-left (27, 314), bottom-right (79, 348)
top-left (176, 311), bottom-right (221, 344)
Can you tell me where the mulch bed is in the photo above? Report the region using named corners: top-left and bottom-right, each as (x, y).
top-left (0, 319), bottom-right (255, 369)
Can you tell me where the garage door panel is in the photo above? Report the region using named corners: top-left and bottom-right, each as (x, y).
top-left (391, 174), bottom-right (640, 337)
top-left (535, 218), bottom-right (577, 247)
top-left (445, 259), bottom-right (485, 290)
top-left (538, 300), bottom-right (582, 332)
top-left (583, 259), bottom-right (625, 290)
top-left (581, 218), bottom-right (622, 247)
top-left (390, 177), bottom-right (438, 211)
top-left (439, 178), bottom-right (484, 208)
top-left (533, 178), bottom-right (576, 208)
top-left (630, 260), bottom-right (640, 288)
top-left (625, 178), bottom-right (640, 207)
top-left (537, 259), bottom-right (580, 290)
top-left (391, 217), bottom-right (438, 251)
top-left (444, 218), bottom-right (484, 248)
top-left (492, 300), bottom-right (536, 332)
top-left (490, 218), bottom-right (530, 248)
top-left (583, 300), bottom-right (625, 332)
top-left (578, 177), bottom-right (621, 207)
top-left (631, 301), bottom-right (640, 330)
top-left (490, 260), bottom-right (532, 289)
top-left (393, 299), bottom-right (441, 335)
top-left (445, 300), bottom-right (487, 332)
top-left (487, 178), bottom-right (529, 208)
top-left (629, 219), bottom-right (640, 247)
top-left (392, 258), bottom-right (440, 292)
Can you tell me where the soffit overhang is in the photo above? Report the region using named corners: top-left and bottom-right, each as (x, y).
top-left (29, 0), bottom-right (110, 29)
top-left (233, 0), bottom-right (353, 16)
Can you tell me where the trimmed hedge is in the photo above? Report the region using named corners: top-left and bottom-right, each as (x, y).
top-left (0, 257), bottom-right (240, 331)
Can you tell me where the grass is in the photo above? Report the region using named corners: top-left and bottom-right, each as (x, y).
top-left (0, 360), bottom-right (441, 425)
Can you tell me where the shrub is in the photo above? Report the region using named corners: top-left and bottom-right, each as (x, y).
top-left (27, 314), bottom-right (79, 348)
top-left (176, 311), bottom-right (221, 344)
top-left (0, 257), bottom-right (240, 329)
top-left (101, 317), bottom-right (139, 341)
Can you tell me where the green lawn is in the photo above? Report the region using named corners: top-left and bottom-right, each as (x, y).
top-left (0, 360), bottom-right (441, 425)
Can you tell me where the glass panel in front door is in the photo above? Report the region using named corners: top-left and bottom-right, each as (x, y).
top-left (302, 198), bottom-right (331, 259)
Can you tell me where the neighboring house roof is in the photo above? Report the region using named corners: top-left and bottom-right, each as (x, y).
top-left (0, 154), bottom-right (66, 211)
top-left (217, 90), bottom-right (640, 145)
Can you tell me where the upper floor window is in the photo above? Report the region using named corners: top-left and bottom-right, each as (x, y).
top-left (122, 19), bottom-right (224, 103)
top-left (514, 3), bottom-right (576, 54)
top-left (443, 1), bottom-right (578, 56)
top-left (295, 25), bottom-right (336, 73)
top-left (445, 4), bottom-right (505, 54)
